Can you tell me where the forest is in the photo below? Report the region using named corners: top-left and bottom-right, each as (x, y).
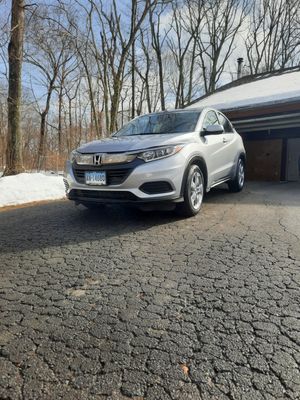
top-left (0, 0), bottom-right (299, 172)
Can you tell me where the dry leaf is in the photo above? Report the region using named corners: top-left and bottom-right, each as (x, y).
top-left (180, 363), bottom-right (189, 376)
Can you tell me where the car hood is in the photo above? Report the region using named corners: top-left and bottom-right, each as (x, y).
top-left (77, 133), bottom-right (195, 153)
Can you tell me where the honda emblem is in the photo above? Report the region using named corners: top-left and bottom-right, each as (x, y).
top-left (94, 154), bottom-right (102, 165)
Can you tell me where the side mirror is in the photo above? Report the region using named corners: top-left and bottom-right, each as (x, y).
top-left (202, 124), bottom-right (224, 136)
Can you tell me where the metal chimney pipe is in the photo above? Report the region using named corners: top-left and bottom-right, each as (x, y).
top-left (237, 58), bottom-right (244, 79)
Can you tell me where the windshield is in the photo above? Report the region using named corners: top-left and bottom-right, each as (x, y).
top-left (115, 111), bottom-right (200, 137)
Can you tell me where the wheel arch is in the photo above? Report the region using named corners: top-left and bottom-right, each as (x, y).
top-left (239, 151), bottom-right (246, 165)
top-left (230, 151), bottom-right (246, 180)
top-left (180, 156), bottom-right (208, 197)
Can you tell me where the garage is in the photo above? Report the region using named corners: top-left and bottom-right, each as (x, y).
top-left (243, 139), bottom-right (282, 181)
top-left (188, 67), bottom-right (300, 182)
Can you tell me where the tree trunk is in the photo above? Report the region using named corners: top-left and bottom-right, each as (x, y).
top-left (187, 39), bottom-right (197, 104)
top-left (68, 97), bottom-right (72, 150)
top-left (157, 54), bottom-right (165, 110)
top-left (109, 65), bottom-right (124, 133)
top-left (131, 39), bottom-right (135, 119)
top-left (37, 112), bottom-right (47, 171)
top-left (149, 10), bottom-right (166, 111)
top-left (58, 85), bottom-right (63, 154)
top-left (4, 0), bottom-right (25, 176)
top-left (36, 78), bottom-right (55, 170)
top-left (57, 64), bottom-right (66, 155)
top-left (77, 51), bottom-right (100, 137)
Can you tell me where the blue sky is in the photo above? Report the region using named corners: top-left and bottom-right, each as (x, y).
top-left (0, 0), bottom-right (244, 108)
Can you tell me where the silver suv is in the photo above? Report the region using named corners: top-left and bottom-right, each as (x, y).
top-left (64, 108), bottom-right (246, 216)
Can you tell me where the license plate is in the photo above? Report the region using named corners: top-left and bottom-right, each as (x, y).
top-left (85, 171), bottom-right (106, 185)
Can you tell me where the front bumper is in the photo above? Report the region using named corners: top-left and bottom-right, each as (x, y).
top-left (64, 154), bottom-right (186, 204)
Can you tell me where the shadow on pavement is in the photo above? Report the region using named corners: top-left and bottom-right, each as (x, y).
top-left (205, 181), bottom-right (300, 206)
top-left (0, 200), bottom-right (180, 254)
top-left (0, 181), bottom-right (299, 254)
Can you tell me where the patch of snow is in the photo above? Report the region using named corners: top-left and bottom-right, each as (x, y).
top-left (30, 169), bottom-right (64, 176)
top-left (0, 172), bottom-right (65, 208)
top-left (188, 70), bottom-right (300, 110)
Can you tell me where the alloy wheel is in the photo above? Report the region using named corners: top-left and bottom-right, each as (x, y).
top-left (190, 170), bottom-right (203, 210)
top-left (238, 159), bottom-right (245, 187)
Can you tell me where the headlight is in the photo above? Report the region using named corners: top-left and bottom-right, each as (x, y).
top-left (101, 153), bottom-right (136, 164)
top-left (69, 145), bottom-right (184, 165)
top-left (70, 150), bottom-right (93, 165)
top-left (70, 150), bottom-right (78, 163)
top-left (137, 145), bottom-right (184, 162)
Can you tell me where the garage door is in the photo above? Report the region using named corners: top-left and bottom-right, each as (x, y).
top-left (287, 138), bottom-right (300, 181)
top-left (243, 139), bottom-right (282, 181)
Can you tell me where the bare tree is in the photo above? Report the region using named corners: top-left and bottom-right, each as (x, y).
top-left (4, 0), bottom-right (25, 176)
top-left (25, 7), bottom-right (74, 169)
top-left (56, 56), bottom-right (78, 154)
top-left (73, 0), bottom-right (103, 138)
top-left (2, 0), bottom-right (299, 174)
top-left (166, 1), bottom-right (199, 108)
top-left (149, 2), bottom-right (171, 111)
top-left (0, 3), bottom-right (10, 83)
top-left (135, 28), bottom-right (154, 114)
top-left (63, 73), bottom-right (81, 152)
top-left (191, 0), bottom-right (249, 93)
top-left (100, 0), bottom-right (159, 132)
top-left (0, 84), bottom-right (7, 170)
top-left (246, 0), bottom-right (300, 74)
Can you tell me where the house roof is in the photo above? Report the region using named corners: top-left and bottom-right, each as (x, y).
top-left (187, 67), bottom-right (300, 113)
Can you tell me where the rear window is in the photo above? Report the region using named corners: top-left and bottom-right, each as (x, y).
top-left (218, 113), bottom-right (234, 132)
top-left (202, 111), bottom-right (219, 129)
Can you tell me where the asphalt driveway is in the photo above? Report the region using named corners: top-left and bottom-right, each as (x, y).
top-left (0, 182), bottom-right (300, 400)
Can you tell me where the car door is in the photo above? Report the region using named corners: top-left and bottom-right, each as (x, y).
top-left (201, 110), bottom-right (227, 183)
top-left (217, 112), bottom-right (236, 177)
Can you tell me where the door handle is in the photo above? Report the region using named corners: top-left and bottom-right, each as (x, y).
top-left (223, 137), bottom-right (228, 143)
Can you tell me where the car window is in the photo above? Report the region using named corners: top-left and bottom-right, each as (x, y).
top-left (115, 111), bottom-right (200, 136)
top-left (218, 113), bottom-right (234, 133)
top-left (202, 111), bottom-right (219, 130)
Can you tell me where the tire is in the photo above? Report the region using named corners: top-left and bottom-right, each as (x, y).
top-left (176, 165), bottom-right (204, 217)
top-left (228, 157), bottom-right (245, 193)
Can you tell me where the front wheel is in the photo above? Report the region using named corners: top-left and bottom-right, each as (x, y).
top-left (228, 157), bottom-right (245, 192)
top-left (176, 165), bottom-right (204, 217)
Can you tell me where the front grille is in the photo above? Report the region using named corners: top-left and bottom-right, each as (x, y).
top-left (140, 181), bottom-right (173, 194)
top-left (69, 189), bottom-right (138, 202)
top-left (73, 167), bottom-right (132, 185)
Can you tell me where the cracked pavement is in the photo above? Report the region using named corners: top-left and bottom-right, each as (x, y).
top-left (0, 182), bottom-right (300, 400)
